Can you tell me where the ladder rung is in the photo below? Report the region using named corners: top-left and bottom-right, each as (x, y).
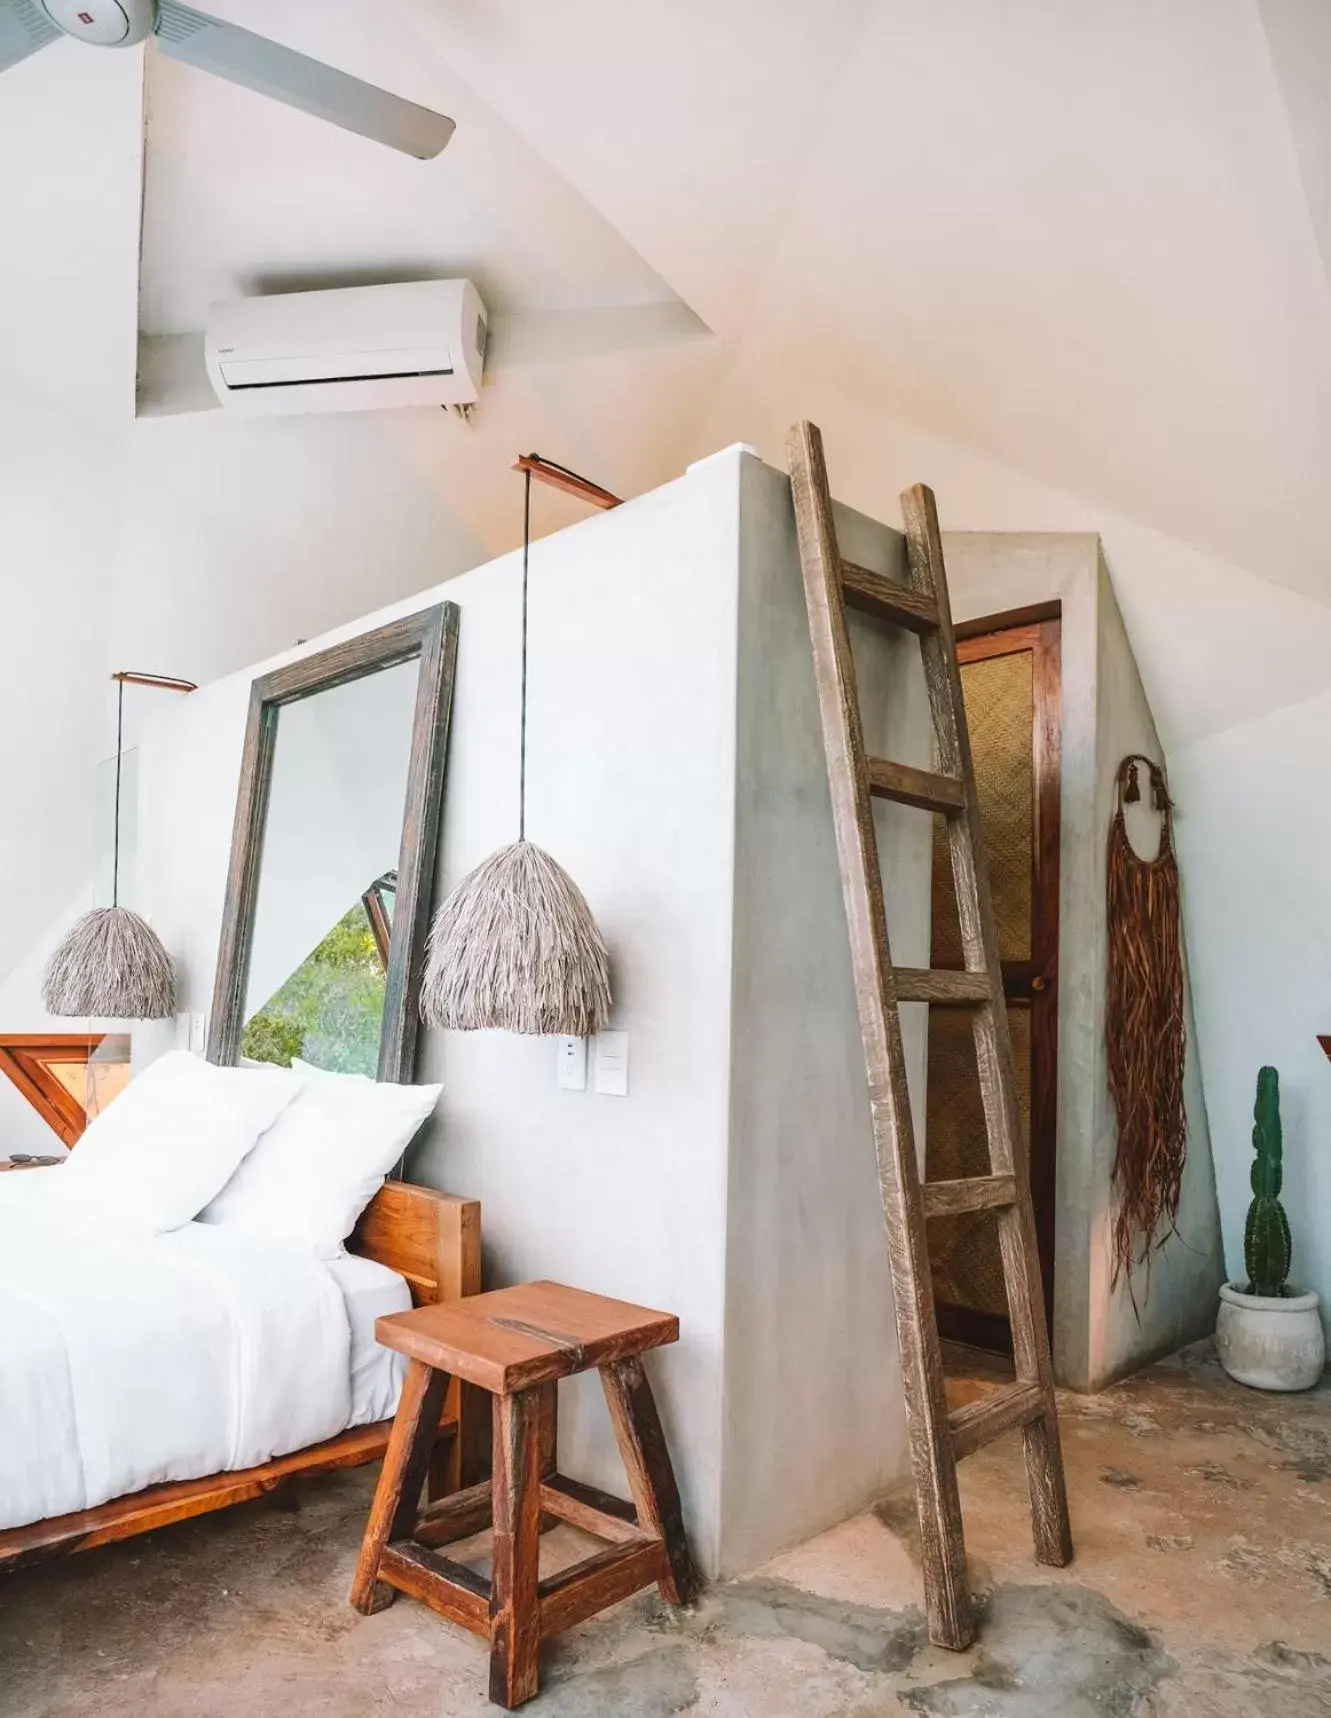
top-left (867, 757), bottom-right (965, 815)
top-left (841, 560), bottom-right (939, 634)
top-left (893, 968), bottom-right (991, 1005)
top-left (949, 1382), bottom-right (1046, 1460)
top-left (921, 1174), bottom-right (1017, 1219)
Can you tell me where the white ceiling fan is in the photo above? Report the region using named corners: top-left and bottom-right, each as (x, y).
top-left (0, 0), bottom-right (455, 158)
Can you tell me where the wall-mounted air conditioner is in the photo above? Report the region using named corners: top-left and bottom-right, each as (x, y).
top-left (203, 279), bottom-right (487, 415)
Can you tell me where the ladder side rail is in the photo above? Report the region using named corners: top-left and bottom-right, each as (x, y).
top-left (787, 423), bottom-right (973, 1648)
top-left (898, 483), bottom-right (1022, 1184)
top-left (900, 482), bottom-right (1073, 1568)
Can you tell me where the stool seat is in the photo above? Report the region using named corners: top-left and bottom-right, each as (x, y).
top-left (352, 1279), bottom-right (697, 1709)
top-left (375, 1280), bottom-right (678, 1393)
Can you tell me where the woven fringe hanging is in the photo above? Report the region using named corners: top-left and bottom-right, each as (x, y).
top-left (1106, 753), bottom-right (1187, 1296)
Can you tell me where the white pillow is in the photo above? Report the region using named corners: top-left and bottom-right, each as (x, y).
top-left (200, 1068), bottom-right (442, 1259)
top-left (59, 1050), bottom-right (301, 1238)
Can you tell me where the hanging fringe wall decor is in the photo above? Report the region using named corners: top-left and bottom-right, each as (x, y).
top-left (1106, 753), bottom-right (1187, 1295)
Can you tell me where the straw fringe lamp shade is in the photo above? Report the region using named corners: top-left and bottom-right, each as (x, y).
top-left (42, 672), bottom-right (194, 1021)
top-left (420, 458), bottom-right (612, 1036)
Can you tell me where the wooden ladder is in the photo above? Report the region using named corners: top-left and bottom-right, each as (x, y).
top-left (787, 421), bottom-right (1073, 1650)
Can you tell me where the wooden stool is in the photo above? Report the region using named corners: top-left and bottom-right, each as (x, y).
top-left (349, 1280), bottom-right (698, 1708)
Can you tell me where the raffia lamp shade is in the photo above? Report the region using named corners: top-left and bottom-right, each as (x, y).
top-left (41, 906), bottom-right (176, 1021)
top-left (41, 671), bottom-right (191, 1023)
top-left (419, 840), bottom-right (609, 1036)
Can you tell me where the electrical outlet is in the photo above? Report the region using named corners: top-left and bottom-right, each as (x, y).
top-left (556, 1035), bottom-right (587, 1091)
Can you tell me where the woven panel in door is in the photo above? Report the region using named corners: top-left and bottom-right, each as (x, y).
top-left (931, 650), bottom-right (1034, 968)
top-left (926, 1006), bottom-right (1032, 1319)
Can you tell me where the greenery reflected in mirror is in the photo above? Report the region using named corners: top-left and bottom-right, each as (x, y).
top-left (242, 890), bottom-right (392, 1074)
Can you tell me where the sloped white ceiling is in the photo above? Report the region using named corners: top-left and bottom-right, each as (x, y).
top-left (139, 3), bottom-right (687, 332)
top-left (429, 0), bottom-right (1331, 600)
top-left (7, 0), bottom-right (1331, 602)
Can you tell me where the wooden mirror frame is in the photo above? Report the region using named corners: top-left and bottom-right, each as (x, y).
top-left (206, 604), bottom-right (460, 1081)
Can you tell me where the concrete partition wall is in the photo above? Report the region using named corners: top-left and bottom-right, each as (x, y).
top-left (943, 534), bottom-right (1224, 1390)
top-left (719, 455), bottom-right (930, 1570)
top-left (136, 447), bottom-right (934, 1575)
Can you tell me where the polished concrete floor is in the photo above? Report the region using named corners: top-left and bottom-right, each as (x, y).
top-left (2, 1342), bottom-right (1329, 1717)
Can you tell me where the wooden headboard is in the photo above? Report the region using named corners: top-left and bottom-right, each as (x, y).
top-left (351, 1180), bottom-right (481, 1307)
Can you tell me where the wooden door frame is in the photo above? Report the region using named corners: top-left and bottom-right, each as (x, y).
top-left (934, 605), bottom-right (1061, 1351)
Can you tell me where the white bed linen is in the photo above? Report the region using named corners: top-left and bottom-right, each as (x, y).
top-left (325, 1251), bottom-right (411, 1426)
top-left (0, 1174), bottom-right (356, 1532)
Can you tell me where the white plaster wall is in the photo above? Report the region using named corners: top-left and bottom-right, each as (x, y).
top-left (1173, 690), bottom-right (1331, 1340)
top-left (138, 459), bottom-right (744, 1571)
top-left (719, 454), bottom-right (931, 1569)
top-left (0, 378), bottom-right (126, 1156)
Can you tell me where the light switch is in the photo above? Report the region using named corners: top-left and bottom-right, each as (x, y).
top-left (188, 1012), bottom-right (208, 1055)
top-left (556, 1035), bottom-right (587, 1091)
top-left (593, 1030), bottom-right (629, 1097)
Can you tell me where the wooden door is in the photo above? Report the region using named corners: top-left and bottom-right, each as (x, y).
top-left (925, 614), bottom-right (1060, 1353)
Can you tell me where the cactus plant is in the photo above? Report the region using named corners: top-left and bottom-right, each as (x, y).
top-left (1244, 1066), bottom-right (1292, 1298)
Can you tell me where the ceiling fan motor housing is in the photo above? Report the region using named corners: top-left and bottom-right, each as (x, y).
top-left (40, 0), bottom-right (156, 46)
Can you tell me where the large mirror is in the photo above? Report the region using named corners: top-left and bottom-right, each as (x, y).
top-left (207, 605), bottom-right (459, 1081)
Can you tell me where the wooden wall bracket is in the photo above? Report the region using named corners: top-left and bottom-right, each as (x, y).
top-left (512, 454), bottom-right (622, 512)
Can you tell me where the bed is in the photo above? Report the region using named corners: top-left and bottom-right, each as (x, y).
top-left (0, 1176), bottom-right (480, 1573)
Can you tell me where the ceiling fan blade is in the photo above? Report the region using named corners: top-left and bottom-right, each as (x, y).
top-left (153, 2), bottom-right (454, 160)
top-left (0, 0), bottom-right (59, 74)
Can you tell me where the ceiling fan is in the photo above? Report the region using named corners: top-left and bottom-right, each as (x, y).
top-left (0, 0), bottom-right (455, 158)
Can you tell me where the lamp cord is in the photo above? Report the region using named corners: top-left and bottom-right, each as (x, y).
top-left (112, 676), bottom-right (124, 909)
top-left (519, 464), bottom-right (532, 843)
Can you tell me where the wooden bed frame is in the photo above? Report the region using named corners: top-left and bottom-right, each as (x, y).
top-left (0, 1180), bottom-right (481, 1574)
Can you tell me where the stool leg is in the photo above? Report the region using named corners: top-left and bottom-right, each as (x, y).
top-left (349, 1361), bottom-right (449, 1615)
top-left (427, 1375), bottom-right (463, 1504)
top-left (489, 1389), bottom-right (543, 1708)
top-left (601, 1356), bottom-right (699, 1605)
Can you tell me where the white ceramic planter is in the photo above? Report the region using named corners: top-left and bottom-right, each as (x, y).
top-left (1215, 1283), bottom-right (1326, 1391)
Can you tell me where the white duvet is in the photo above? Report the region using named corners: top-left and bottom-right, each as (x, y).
top-left (0, 1174), bottom-right (354, 1532)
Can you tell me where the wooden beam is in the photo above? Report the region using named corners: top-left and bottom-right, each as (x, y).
top-left (539, 1476), bottom-right (644, 1546)
top-left (948, 1382), bottom-right (1045, 1460)
top-left (513, 454), bottom-right (622, 511)
top-left (866, 757), bottom-right (966, 815)
top-left (537, 1540), bottom-right (667, 1638)
top-left (921, 1175), bottom-right (1017, 1219)
top-left (111, 671), bottom-right (197, 693)
top-left (378, 1543), bottom-right (490, 1635)
top-left (892, 968), bottom-right (991, 1005)
top-left (841, 561), bottom-right (939, 633)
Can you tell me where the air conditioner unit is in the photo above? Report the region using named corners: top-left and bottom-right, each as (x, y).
top-left (203, 279), bottom-right (487, 415)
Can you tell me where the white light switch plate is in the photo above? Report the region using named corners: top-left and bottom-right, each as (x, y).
top-left (556, 1035), bottom-right (587, 1091)
top-left (188, 1012), bottom-right (208, 1055)
top-left (593, 1030), bottom-right (629, 1096)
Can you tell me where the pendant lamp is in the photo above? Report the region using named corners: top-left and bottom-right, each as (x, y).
top-left (419, 457), bottom-right (612, 1035)
top-left (42, 672), bottom-right (195, 1021)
